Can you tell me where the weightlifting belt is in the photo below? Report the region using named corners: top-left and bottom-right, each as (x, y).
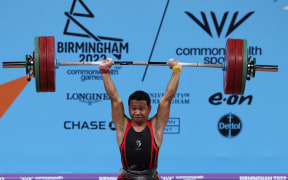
top-left (120, 168), bottom-right (158, 180)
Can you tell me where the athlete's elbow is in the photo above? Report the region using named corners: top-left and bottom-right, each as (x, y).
top-left (111, 96), bottom-right (122, 104)
top-left (159, 98), bottom-right (172, 108)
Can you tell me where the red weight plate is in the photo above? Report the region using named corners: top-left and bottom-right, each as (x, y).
top-left (39, 37), bottom-right (48, 92)
top-left (47, 36), bottom-right (56, 92)
top-left (232, 39), bottom-right (243, 94)
top-left (223, 39), bottom-right (236, 94)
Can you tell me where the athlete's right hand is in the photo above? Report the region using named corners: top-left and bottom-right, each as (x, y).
top-left (99, 58), bottom-right (113, 73)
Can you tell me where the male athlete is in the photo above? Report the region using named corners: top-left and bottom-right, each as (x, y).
top-left (99, 58), bottom-right (182, 180)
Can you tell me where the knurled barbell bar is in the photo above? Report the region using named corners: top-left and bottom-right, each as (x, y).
top-left (2, 36), bottom-right (278, 95)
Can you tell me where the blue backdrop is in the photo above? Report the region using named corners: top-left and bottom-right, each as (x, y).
top-left (0, 0), bottom-right (287, 175)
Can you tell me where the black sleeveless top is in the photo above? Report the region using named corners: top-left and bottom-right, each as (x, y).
top-left (120, 120), bottom-right (159, 171)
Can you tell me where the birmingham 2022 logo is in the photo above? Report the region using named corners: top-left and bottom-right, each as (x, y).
top-left (60, 0), bottom-right (129, 105)
top-left (59, 0), bottom-right (129, 61)
top-left (58, 0), bottom-right (128, 86)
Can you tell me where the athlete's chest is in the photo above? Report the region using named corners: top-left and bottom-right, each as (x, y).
top-left (125, 126), bottom-right (152, 152)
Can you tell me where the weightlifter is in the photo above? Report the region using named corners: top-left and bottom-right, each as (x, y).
top-left (99, 58), bottom-right (182, 180)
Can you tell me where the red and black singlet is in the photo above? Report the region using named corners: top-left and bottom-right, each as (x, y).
top-left (120, 120), bottom-right (159, 171)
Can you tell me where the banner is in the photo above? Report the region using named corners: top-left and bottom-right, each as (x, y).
top-left (0, 0), bottom-right (287, 177)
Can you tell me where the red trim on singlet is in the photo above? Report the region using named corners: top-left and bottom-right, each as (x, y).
top-left (147, 120), bottom-right (159, 169)
top-left (120, 121), bottom-right (132, 169)
top-left (154, 145), bottom-right (159, 168)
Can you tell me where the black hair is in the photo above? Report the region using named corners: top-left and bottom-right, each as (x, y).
top-left (128, 90), bottom-right (151, 106)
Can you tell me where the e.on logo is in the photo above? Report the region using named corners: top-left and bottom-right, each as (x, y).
top-left (209, 92), bottom-right (253, 105)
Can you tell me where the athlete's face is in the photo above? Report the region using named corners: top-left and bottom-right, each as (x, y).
top-left (129, 100), bottom-right (151, 125)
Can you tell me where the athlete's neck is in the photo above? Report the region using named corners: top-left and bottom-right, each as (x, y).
top-left (131, 120), bottom-right (147, 132)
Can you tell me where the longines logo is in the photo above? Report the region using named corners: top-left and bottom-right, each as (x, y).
top-left (185, 11), bottom-right (254, 38)
top-left (66, 92), bottom-right (110, 105)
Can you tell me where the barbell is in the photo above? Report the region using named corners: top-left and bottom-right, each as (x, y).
top-left (2, 36), bottom-right (278, 94)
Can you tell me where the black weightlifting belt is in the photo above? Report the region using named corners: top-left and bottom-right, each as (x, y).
top-left (120, 168), bottom-right (158, 180)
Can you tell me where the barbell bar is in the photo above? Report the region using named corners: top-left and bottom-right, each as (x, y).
top-left (2, 36), bottom-right (278, 94)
